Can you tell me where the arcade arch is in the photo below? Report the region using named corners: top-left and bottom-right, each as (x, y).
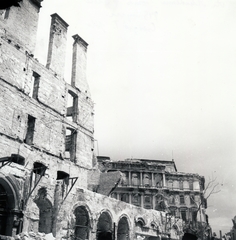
top-left (117, 216), bottom-right (130, 240)
top-left (74, 206), bottom-right (90, 240)
top-left (0, 175), bottom-right (22, 236)
top-left (96, 211), bottom-right (113, 240)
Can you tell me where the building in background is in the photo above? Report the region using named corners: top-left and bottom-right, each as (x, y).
top-left (98, 157), bottom-right (211, 239)
top-left (0, 1), bottom-right (182, 239)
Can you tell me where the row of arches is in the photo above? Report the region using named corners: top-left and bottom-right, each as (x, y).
top-left (73, 206), bottom-right (130, 240)
top-left (0, 174), bottom-right (130, 240)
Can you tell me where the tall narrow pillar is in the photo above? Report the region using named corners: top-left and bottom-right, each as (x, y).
top-left (46, 13), bottom-right (69, 77)
top-left (71, 34), bottom-right (90, 95)
top-left (129, 193), bottom-right (132, 204)
top-left (141, 194), bottom-right (144, 208)
top-left (140, 172), bottom-right (143, 186)
top-left (117, 193), bottom-right (120, 200)
top-left (151, 173), bottom-right (154, 187)
top-left (163, 173), bottom-right (166, 187)
top-left (128, 172), bottom-right (131, 186)
top-left (152, 194), bottom-right (156, 210)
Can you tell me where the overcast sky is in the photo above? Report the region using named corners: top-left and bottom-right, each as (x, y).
top-left (35, 0), bottom-right (236, 235)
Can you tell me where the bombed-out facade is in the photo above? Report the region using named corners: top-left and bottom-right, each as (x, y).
top-left (0, 1), bottom-right (183, 240)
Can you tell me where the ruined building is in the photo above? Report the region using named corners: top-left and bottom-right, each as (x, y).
top-left (98, 157), bottom-right (211, 239)
top-left (0, 1), bottom-right (183, 239)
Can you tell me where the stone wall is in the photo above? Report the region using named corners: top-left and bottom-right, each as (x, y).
top-left (0, 2), bottom-right (183, 239)
top-left (0, 0), bottom-right (42, 54)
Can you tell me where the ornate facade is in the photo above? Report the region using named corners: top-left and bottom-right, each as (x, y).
top-left (98, 158), bottom-right (209, 238)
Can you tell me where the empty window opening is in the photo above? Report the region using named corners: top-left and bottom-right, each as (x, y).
top-left (10, 154), bottom-right (25, 166)
top-left (30, 72), bottom-right (40, 99)
top-left (56, 171), bottom-right (69, 198)
top-left (121, 172), bottom-right (128, 186)
top-left (189, 181), bottom-right (193, 190)
top-left (120, 193), bottom-right (129, 203)
top-left (27, 162), bottom-right (47, 204)
top-left (24, 115), bottom-right (36, 145)
top-left (181, 210), bottom-right (187, 222)
top-left (180, 195), bottom-right (185, 205)
top-left (169, 195), bottom-right (175, 205)
top-left (143, 173), bottom-right (150, 186)
top-left (144, 195), bottom-right (152, 209)
top-left (96, 212), bottom-right (113, 240)
top-left (65, 128), bottom-right (77, 162)
top-left (170, 209), bottom-right (176, 217)
top-left (168, 180), bottom-right (173, 189)
top-left (131, 173), bottom-right (139, 186)
top-left (0, 154), bottom-right (25, 169)
top-left (155, 174), bottom-right (162, 187)
top-left (31, 162), bottom-right (46, 187)
top-left (33, 162), bottom-right (46, 176)
top-left (192, 210), bottom-right (197, 222)
top-left (132, 194), bottom-right (141, 207)
top-left (66, 90), bottom-right (78, 122)
top-left (155, 195), bottom-right (166, 211)
top-left (34, 188), bottom-right (53, 234)
top-left (111, 193), bottom-right (117, 199)
top-left (190, 195), bottom-right (195, 205)
top-left (74, 206), bottom-right (90, 240)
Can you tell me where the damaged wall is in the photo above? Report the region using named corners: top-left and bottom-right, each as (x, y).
top-left (0, 1), bottom-right (183, 240)
top-left (0, 1), bottom-right (95, 237)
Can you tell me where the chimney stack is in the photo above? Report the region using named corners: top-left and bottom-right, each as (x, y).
top-left (46, 13), bottom-right (69, 77)
top-left (71, 34), bottom-right (90, 96)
